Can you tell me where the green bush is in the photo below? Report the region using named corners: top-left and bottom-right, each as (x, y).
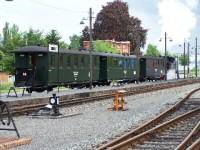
top-left (94, 40), bottom-right (120, 54)
top-left (0, 82), bottom-right (13, 93)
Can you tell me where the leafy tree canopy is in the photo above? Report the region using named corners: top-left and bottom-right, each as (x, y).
top-left (69, 34), bottom-right (81, 49)
top-left (23, 28), bottom-right (46, 46)
top-left (94, 40), bottom-right (120, 54)
top-left (59, 41), bottom-right (69, 49)
top-left (0, 23), bottom-right (69, 74)
top-left (145, 44), bottom-right (161, 57)
top-left (179, 55), bottom-right (189, 66)
top-left (45, 30), bottom-right (61, 45)
top-left (82, 0), bottom-right (147, 55)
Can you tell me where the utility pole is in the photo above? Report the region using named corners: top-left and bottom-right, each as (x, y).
top-left (164, 32), bottom-right (167, 80)
top-left (195, 37), bottom-right (198, 77)
top-left (89, 8), bottom-right (93, 89)
top-left (57, 43), bottom-right (60, 92)
top-left (183, 41), bottom-right (185, 79)
top-left (187, 43), bottom-right (190, 77)
top-left (176, 55), bottom-right (180, 79)
top-left (160, 32), bottom-right (172, 80)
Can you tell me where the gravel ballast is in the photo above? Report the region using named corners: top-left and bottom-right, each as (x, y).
top-left (1, 83), bottom-right (200, 150)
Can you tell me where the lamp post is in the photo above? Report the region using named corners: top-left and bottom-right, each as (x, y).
top-left (80, 8), bottom-right (93, 89)
top-left (164, 32), bottom-right (167, 80)
top-left (159, 32), bottom-right (172, 80)
top-left (89, 8), bottom-right (93, 89)
top-left (178, 41), bottom-right (186, 79)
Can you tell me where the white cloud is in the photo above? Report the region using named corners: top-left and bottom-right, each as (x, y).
top-left (185, 0), bottom-right (199, 10)
top-left (158, 0), bottom-right (198, 44)
top-left (0, 0), bottom-right (113, 43)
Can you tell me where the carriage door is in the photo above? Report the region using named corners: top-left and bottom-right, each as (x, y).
top-left (36, 53), bottom-right (46, 83)
top-left (140, 58), bottom-right (146, 80)
top-left (99, 56), bottom-right (107, 81)
top-left (25, 54), bottom-right (37, 85)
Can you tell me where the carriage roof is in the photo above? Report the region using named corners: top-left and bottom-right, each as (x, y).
top-left (13, 46), bottom-right (137, 58)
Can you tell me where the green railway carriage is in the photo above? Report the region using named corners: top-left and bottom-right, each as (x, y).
top-left (13, 46), bottom-right (138, 92)
top-left (14, 46), bottom-right (48, 90)
top-left (105, 54), bottom-right (138, 82)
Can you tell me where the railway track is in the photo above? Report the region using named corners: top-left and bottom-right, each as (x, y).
top-left (96, 88), bottom-right (200, 150)
top-left (6, 79), bottom-right (200, 116)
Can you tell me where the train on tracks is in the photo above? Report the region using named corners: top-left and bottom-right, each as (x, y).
top-left (13, 46), bottom-right (174, 92)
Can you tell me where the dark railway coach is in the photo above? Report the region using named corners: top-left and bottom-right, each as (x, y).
top-left (13, 46), bottom-right (138, 92)
top-left (139, 56), bottom-right (166, 81)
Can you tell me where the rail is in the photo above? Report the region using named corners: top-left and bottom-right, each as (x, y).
top-left (108, 108), bottom-right (200, 150)
top-left (8, 79), bottom-right (200, 117)
top-left (96, 87), bottom-right (200, 150)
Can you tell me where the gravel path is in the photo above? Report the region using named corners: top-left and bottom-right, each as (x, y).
top-left (1, 83), bottom-right (200, 150)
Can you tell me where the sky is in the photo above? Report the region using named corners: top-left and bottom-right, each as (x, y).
top-left (0, 0), bottom-right (200, 55)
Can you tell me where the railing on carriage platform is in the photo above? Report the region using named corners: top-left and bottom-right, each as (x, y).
top-left (0, 101), bottom-right (20, 138)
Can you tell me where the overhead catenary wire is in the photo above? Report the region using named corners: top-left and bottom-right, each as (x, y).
top-left (28, 0), bottom-right (98, 14)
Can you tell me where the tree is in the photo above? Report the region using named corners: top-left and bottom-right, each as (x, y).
top-left (179, 55), bottom-right (189, 66)
top-left (0, 23), bottom-right (71, 74)
top-left (2, 23), bottom-right (23, 51)
top-left (82, 0), bottom-right (147, 55)
top-left (94, 40), bottom-right (119, 53)
top-left (1, 23), bottom-right (24, 74)
top-left (3, 55), bottom-right (14, 74)
top-left (59, 41), bottom-right (68, 49)
top-left (2, 22), bottom-right (10, 47)
top-left (23, 28), bottom-right (46, 46)
top-left (145, 44), bottom-right (161, 57)
top-left (81, 26), bottom-right (90, 41)
top-left (45, 30), bottom-right (61, 45)
top-left (69, 34), bottom-right (81, 49)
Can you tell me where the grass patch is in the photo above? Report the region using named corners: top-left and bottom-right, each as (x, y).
top-left (0, 82), bottom-right (23, 94)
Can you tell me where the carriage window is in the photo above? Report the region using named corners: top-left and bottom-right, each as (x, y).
top-left (59, 54), bottom-right (63, 67)
top-left (126, 59), bottom-right (129, 68)
top-left (110, 58), bottom-right (113, 66)
top-left (113, 58), bottom-right (117, 67)
top-left (118, 60), bottom-right (123, 67)
top-left (67, 56), bottom-right (71, 66)
top-left (80, 56), bottom-right (85, 67)
top-left (28, 55), bottom-right (31, 66)
top-left (50, 55), bottom-right (55, 68)
top-left (74, 56), bottom-right (78, 67)
top-left (123, 59), bottom-right (128, 69)
top-left (94, 56), bottom-right (98, 67)
top-left (128, 59), bottom-right (131, 68)
top-left (130, 59), bottom-right (134, 69)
